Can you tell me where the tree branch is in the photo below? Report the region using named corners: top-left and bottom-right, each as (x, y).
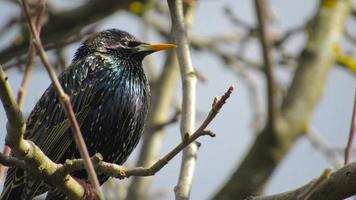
top-left (167, 0), bottom-right (199, 199)
top-left (246, 162), bottom-right (356, 200)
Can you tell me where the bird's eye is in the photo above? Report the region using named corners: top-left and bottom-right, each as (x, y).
top-left (127, 41), bottom-right (141, 48)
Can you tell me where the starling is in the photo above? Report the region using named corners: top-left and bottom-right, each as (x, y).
top-left (0, 29), bottom-right (175, 200)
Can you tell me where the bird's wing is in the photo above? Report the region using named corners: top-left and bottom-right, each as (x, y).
top-left (1, 55), bottom-right (110, 199)
top-left (27, 55), bottom-right (107, 162)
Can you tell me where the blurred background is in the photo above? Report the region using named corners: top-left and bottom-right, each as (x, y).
top-left (0, 0), bottom-right (355, 199)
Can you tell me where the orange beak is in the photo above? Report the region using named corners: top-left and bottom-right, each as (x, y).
top-left (137, 43), bottom-right (177, 52)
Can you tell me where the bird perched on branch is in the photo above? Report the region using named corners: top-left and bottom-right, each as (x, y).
top-left (1, 29), bottom-right (176, 200)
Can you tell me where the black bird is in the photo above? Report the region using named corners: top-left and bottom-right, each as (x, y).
top-left (1, 29), bottom-right (175, 200)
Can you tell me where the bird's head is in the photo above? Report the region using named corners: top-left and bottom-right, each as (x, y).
top-left (74, 29), bottom-right (176, 62)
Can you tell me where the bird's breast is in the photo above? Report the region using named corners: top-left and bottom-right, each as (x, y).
top-left (82, 66), bottom-right (149, 164)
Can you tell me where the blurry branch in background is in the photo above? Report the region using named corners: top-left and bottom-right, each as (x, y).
top-left (254, 0), bottom-right (278, 132)
top-left (0, 0), bottom-right (46, 179)
top-left (189, 36), bottom-right (264, 131)
top-left (167, 0), bottom-right (199, 199)
top-left (20, 0), bottom-right (104, 198)
top-left (334, 44), bottom-right (356, 73)
top-left (305, 126), bottom-right (343, 169)
top-left (2, 27), bottom-right (97, 72)
top-left (223, 5), bottom-right (304, 69)
top-left (0, 0), bottom-right (146, 64)
top-left (345, 93), bottom-right (356, 165)
top-left (153, 108), bottom-right (181, 132)
top-left (246, 162), bottom-right (356, 200)
top-left (214, 0), bottom-right (352, 199)
top-left (16, 0), bottom-right (46, 108)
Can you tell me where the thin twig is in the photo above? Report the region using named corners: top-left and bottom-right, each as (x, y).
top-left (224, 6), bottom-right (255, 31)
top-left (19, 1), bottom-right (103, 199)
top-left (345, 91), bottom-right (356, 164)
top-left (254, 0), bottom-right (277, 131)
top-left (51, 86), bottom-right (234, 179)
top-left (274, 25), bottom-right (305, 47)
top-left (16, 46), bottom-right (35, 108)
top-left (44, 26), bottom-right (98, 50)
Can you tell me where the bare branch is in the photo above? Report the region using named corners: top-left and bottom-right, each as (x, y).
top-left (224, 6), bottom-right (254, 30)
top-left (245, 162), bottom-right (356, 200)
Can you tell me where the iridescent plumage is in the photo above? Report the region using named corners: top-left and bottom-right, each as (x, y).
top-left (1, 29), bottom-right (174, 200)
